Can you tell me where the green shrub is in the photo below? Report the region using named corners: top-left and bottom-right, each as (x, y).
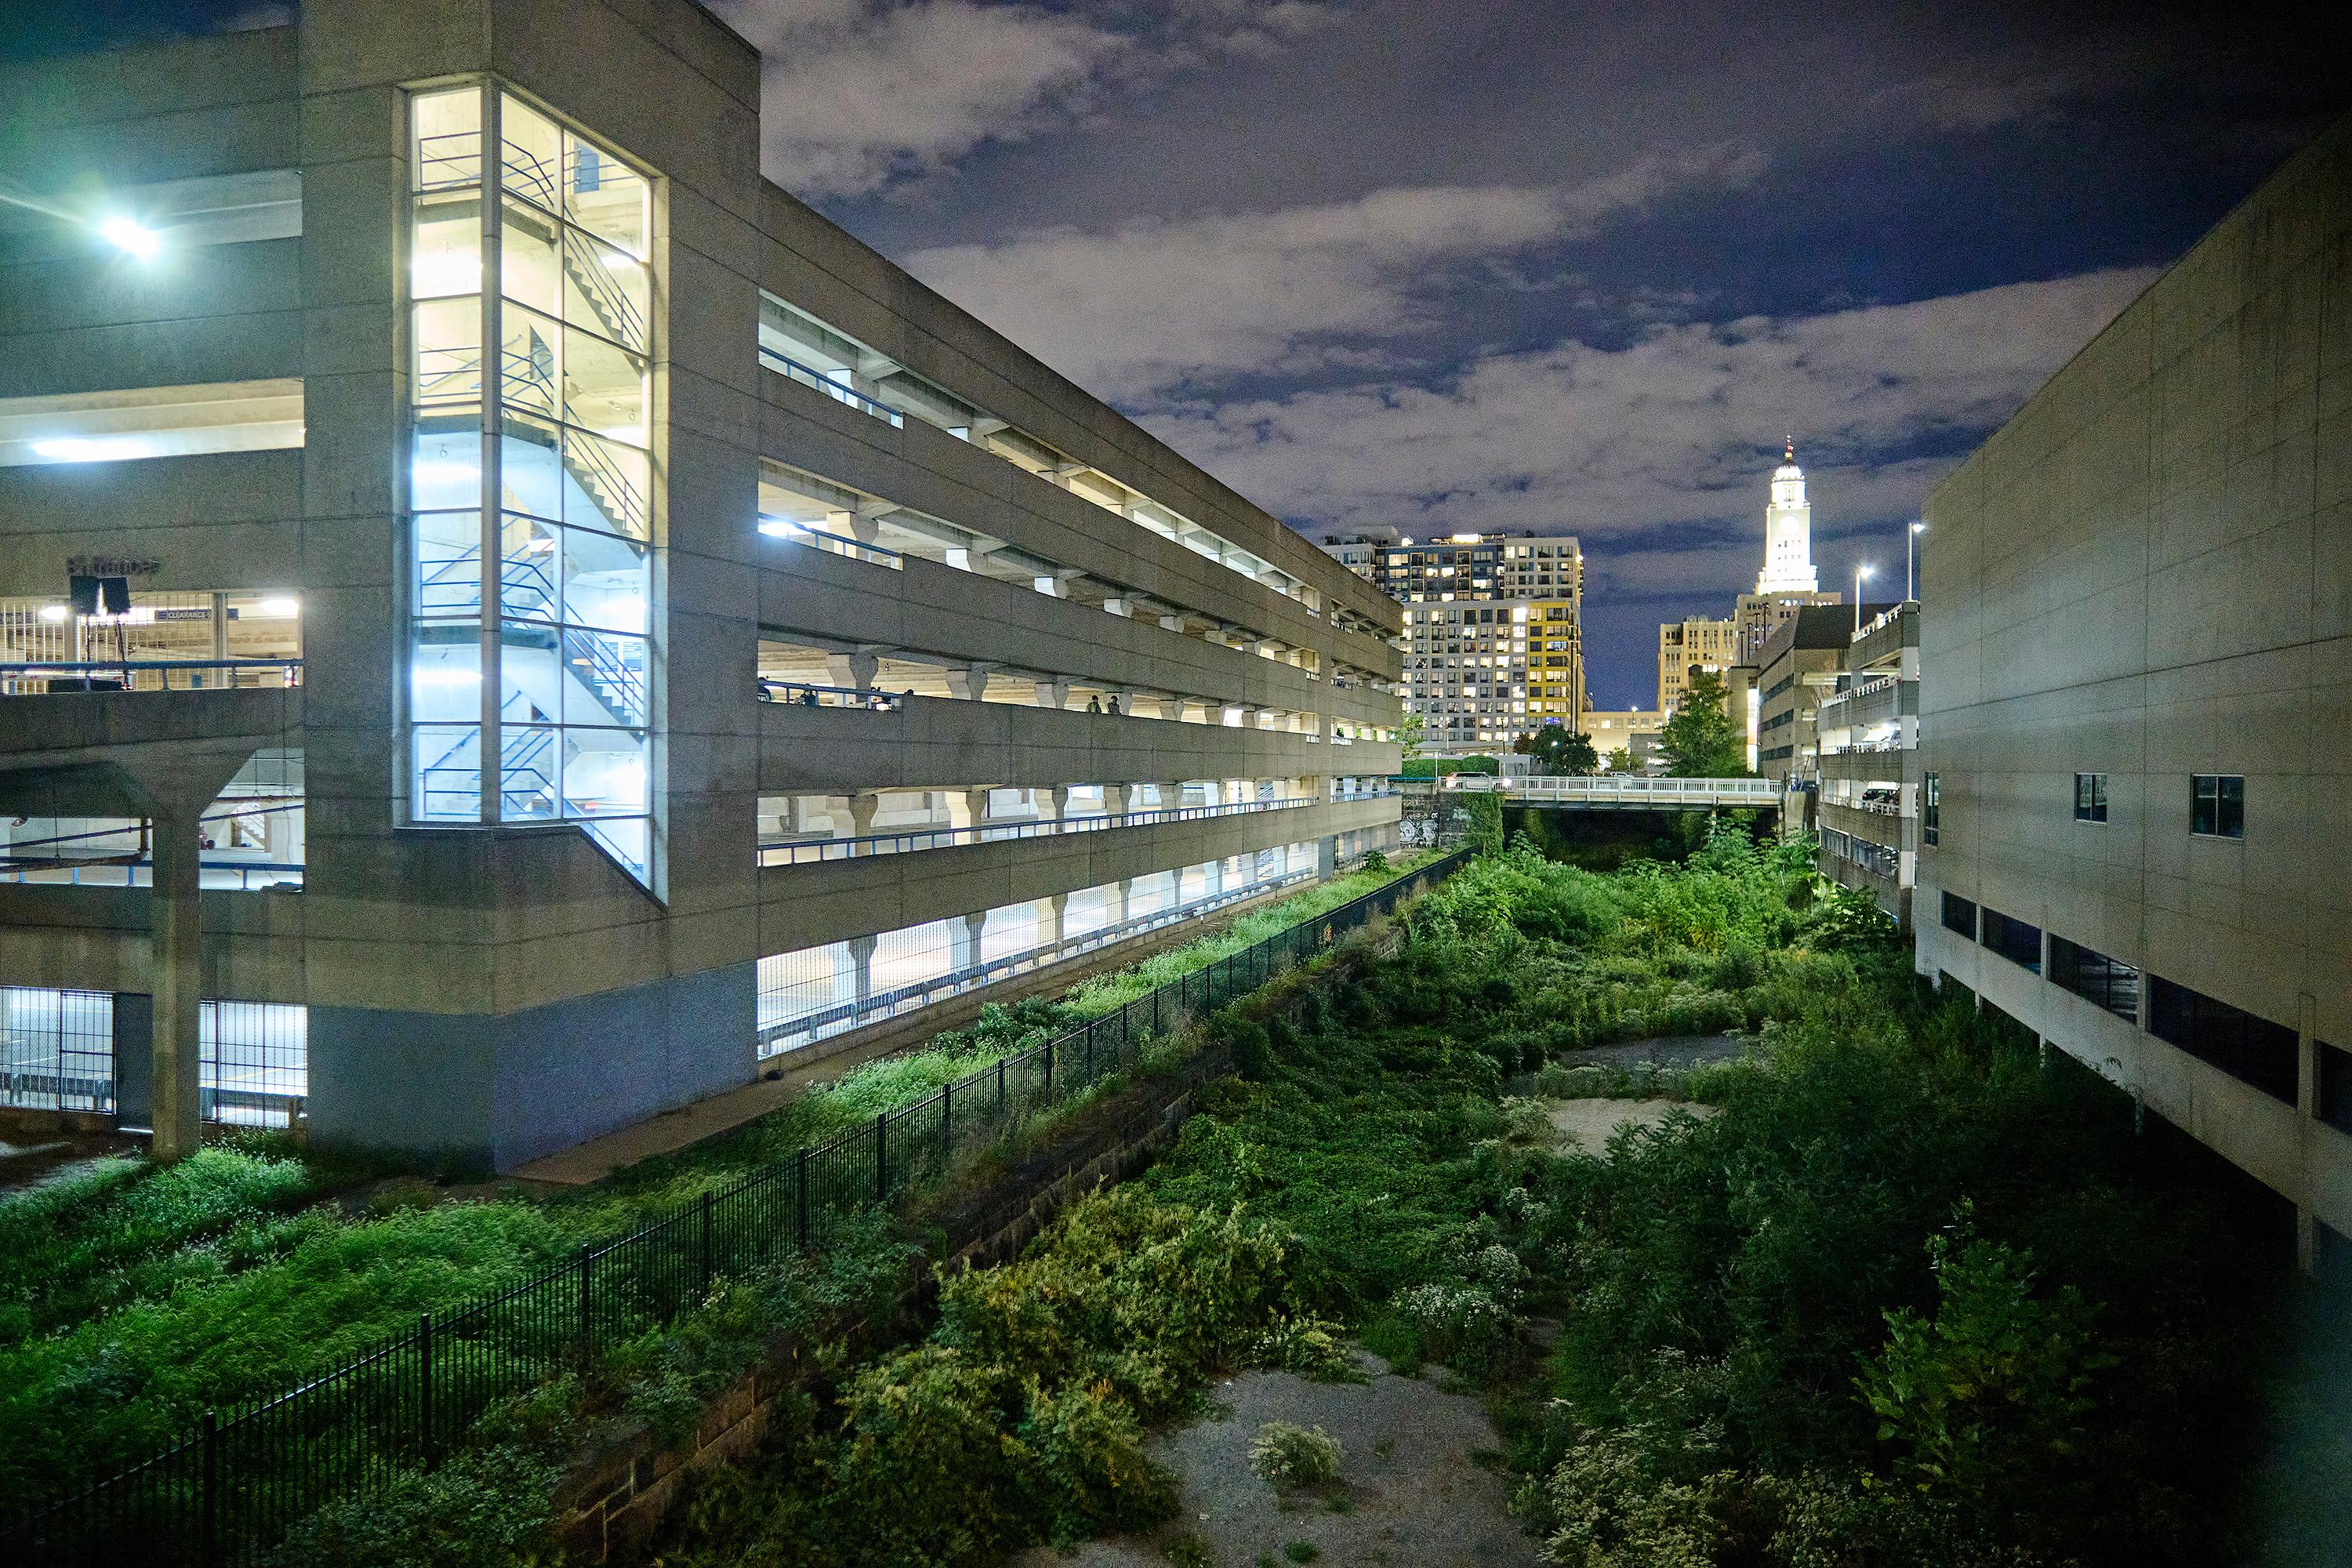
top-left (1248, 1421), bottom-right (1342, 1489)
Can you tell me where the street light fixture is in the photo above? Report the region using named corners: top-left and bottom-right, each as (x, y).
top-left (1907, 521), bottom-right (1926, 602)
top-left (97, 216), bottom-right (162, 260)
top-left (1855, 562), bottom-right (1875, 637)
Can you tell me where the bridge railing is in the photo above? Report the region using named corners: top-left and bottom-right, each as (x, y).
top-left (1499, 775), bottom-right (1780, 804)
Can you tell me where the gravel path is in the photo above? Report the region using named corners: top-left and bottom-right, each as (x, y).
top-left (1542, 1097), bottom-right (1719, 1156)
top-left (1013, 1350), bottom-right (1535, 1568)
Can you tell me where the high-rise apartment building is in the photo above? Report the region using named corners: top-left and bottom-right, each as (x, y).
top-left (1914, 117), bottom-right (2352, 1261)
top-left (1656, 615), bottom-right (1738, 713)
top-left (0, 0), bottom-right (1404, 1172)
top-left (1322, 528), bottom-right (1586, 757)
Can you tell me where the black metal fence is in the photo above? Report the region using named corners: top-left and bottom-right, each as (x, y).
top-left (8, 848), bottom-right (1468, 1567)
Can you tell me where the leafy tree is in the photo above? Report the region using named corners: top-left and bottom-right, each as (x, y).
top-left (1603, 746), bottom-right (1635, 774)
top-left (1515, 724), bottom-right (1598, 776)
top-left (1398, 711), bottom-right (1425, 765)
top-left (1855, 1215), bottom-right (2114, 1509)
top-left (1657, 671), bottom-right (1747, 777)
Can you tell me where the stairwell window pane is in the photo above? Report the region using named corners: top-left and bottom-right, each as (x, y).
top-left (500, 97), bottom-right (563, 213)
top-left (413, 86), bottom-right (481, 190)
top-left (412, 190), bottom-right (481, 299)
top-left (561, 324), bottom-right (644, 434)
top-left (500, 303), bottom-right (561, 419)
top-left (497, 412), bottom-right (562, 519)
top-left (499, 196), bottom-right (562, 318)
top-left (562, 728), bottom-right (649, 815)
top-left (412, 724), bottom-right (482, 821)
top-left (564, 426), bottom-right (650, 538)
top-left (566, 229), bottom-right (650, 354)
top-left (412, 299), bottom-right (481, 405)
top-left (498, 621), bottom-right (562, 725)
top-left (562, 628), bottom-right (649, 728)
top-left (499, 513), bottom-right (560, 622)
top-left (412, 416), bottom-right (481, 508)
top-left (414, 510), bottom-right (484, 619)
top-left (563, 127), bottom-right (648, 259)
top-left (499, 724), bottom-right (560, 818)
top-left (408, 626), bottom-right (482, 722)
top-left (563, 527), bottom-right (649, 633)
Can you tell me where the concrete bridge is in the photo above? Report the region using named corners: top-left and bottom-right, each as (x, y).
top-left (1454, 774), bottom-right (1781, 811)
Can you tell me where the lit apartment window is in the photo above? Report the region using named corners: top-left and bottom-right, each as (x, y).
top-left (2190, 775), bottom-right (2243, 838)
top-left (1921, 771), bottom-right (1940, 844)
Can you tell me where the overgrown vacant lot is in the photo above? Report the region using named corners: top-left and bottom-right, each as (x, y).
top-left (643, 828), bottom-right (2287, 1568)
top-left (0, 854), bottom-right (1430, 1519)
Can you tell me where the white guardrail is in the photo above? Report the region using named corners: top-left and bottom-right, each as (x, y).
top-left (1472, 775), bottom-right (1781, 806)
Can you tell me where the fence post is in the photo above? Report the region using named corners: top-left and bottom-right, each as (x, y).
top-left (1083, 1023), bottom-right (1094, 1083)
top-left (1044, 1038), bottom-right (1056, 1098)
top-left (795, 1148), bottom-right (810, 1248)
top-left (997, 1054), bottom-right (1007, 1115)
top-left (873, 1111), bottom-right (887, 1202)
top-left (199, 1409), bottom-right (221, 1568)
top-left (419, 1312), bottom-right (437, 1472)
top-left (575, 1243), bottom-right (594, 1367)
top-left (941, 1080), bottom-right (952, 1156)
top-left (699, 1190), bottom-right (715, 1297)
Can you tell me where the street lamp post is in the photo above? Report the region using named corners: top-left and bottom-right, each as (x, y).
top-left (1854, 563), bottom-right (1875, 638)
top-left (1907, 521), bottom-right (1926, 602)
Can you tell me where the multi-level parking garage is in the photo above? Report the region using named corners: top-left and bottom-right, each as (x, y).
top-left (0, 0), bottom-right (1403, 1171)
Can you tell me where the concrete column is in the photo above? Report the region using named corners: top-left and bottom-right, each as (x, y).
top-left (1205, 858), bottom-right (1225, 895)
top-left (1046, 785), bottom-right (1072, 823)
top-left (826, 650), bottom-right (880, 691)
top-left (946, 665), bottom-right (992, 701)
top-left (843, 935), bottom-right (878, 1003)
top-left (1034, 680), bottom-right (1069, 710)
top-left (1105, 878), bottom-right (1131, 924)
top-left (1103, 597), bottom-right (1134, 618)
top-left (947, 788), bottom-right (989, 830)
top-left (849, 793), bottom-right (880, 839)
top-left (949, 912), bottom-right (983, 972)
top-left (1318, 835), bottom-right (1338, 879)
top-left (1158, 614), bottom-right (1186, 633)
top-left (1104, 783), bottom-right (1130, 818)
top-left (1036, 892), bottom-right (1068, 947)
top-left (1160, 781), bottom-right (1188, 812)
top-left (149, 803), bottom-right (203, 1163)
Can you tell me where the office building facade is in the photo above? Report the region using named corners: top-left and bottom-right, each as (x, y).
top-left (1912, 118), bottom-right (2352, 1256)
top-left (0, 0), bottom-right (1404, 1171)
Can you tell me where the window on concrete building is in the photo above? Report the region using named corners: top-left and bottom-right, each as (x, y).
top-left (2048, 934), bottom-right (2138, 1022)
top-left (2147, 976), bottom-right (2296, 1105)
top-left (2073, 772), bottom-right (2107, 822)
top-left (2318, 1042), bottom-right (2352, 1136)
top-left (1922, 771), bottom-right (1940, 844)
top-left (2190, 775), bottom-right (2243, 838)
top-left (1940, 891), bottom-right (1976, 939)
top-left (1980, 908), bottom-right (2042, 973)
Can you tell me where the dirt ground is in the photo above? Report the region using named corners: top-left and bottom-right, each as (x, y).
top-left (1542, 1096), bottom-right (1719, 1156)
top-left (0, 1133), bottom-right (140, 1196)
top-left (1012, 1349), bottom-right (1537, 1568)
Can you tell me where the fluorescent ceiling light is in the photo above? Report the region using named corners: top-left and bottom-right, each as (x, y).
top-left (252, 597), bottom-right (301, 619)
top-left (32, 436), bottom-right (151, 462)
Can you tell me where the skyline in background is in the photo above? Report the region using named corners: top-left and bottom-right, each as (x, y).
top-left (15, 0), bottom-right (2352, 705)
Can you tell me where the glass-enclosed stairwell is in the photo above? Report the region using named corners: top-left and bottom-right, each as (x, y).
top-left (404, 83), bottom-right (662, 888)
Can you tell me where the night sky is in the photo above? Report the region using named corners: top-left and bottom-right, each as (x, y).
top-left (16, 0), bottom-right (2351, 706)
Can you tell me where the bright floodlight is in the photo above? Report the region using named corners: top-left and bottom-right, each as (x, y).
top-left (99, 216), bottom-right (162, 260)
top-left (37, 604), bottom-right (69, 623)
top-left (1911, 521), bottom-right (1927, 534)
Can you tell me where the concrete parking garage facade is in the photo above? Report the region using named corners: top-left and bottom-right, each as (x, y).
top-left (1914, 116), bottom-right (2352, 1259)
top-left (0, 0), bottom-right (1404, 1171)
